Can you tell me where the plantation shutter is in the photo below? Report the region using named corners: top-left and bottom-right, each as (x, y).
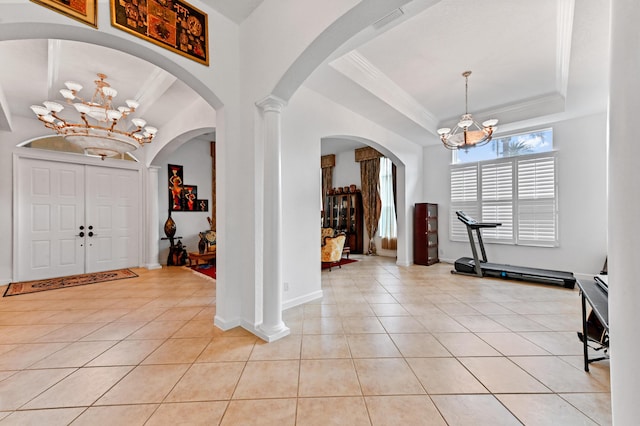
top-left (450, 165), bottom-right (478, 241)
top-left (481, 161), bottom-right (514, 242)
top-left (517, 156), bottom-right (557, 246)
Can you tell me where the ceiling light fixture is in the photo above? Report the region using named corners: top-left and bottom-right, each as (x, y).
top-left (30, 73), bottom-right (157, 159)
top-left (437, 71), bottom-right (498, 150)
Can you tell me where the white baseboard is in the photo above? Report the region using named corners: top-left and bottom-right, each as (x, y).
top-left (214, 315), bottom-right (242, 331)
top-left (283, 290), bottom-right (323, 310)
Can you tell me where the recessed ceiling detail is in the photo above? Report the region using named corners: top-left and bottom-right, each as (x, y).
top-left (306, 0), bottom-right (608, 146)
top-left (330, 50), bottom-right (439, 134)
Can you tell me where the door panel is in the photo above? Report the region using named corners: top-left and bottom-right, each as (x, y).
top-left (85, 166), bottom-right (140, 272)
top-left (17, 158), bottom-right (85, 281)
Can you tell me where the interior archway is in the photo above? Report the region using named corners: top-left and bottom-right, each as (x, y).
top-left (321, 135), bottom-right (410, 265)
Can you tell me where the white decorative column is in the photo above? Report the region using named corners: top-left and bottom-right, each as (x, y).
top-left (147, 166), bottom-right (162, 270)
top-left (256, 95), bottom-right (290, 342)
top-left (609, 2), bottom-right (640, 423)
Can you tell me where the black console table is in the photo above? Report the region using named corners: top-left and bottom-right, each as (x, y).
top-left (576, 279), bottom-right (609, 371)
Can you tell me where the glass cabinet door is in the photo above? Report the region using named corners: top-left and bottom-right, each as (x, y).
top-left (427, 217), bottom-right (437, 233)
top-left (349, 194), bottom-right (356, 232)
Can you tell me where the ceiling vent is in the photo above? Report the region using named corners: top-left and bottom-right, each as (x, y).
top-left (372, 8), bottom-right (404, 30)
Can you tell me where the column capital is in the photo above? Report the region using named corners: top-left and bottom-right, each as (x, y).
top-left (256, 95), bottom-right (288, 113)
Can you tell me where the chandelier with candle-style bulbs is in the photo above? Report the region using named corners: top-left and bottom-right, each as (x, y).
top-left (30, 73), bottom-right (157, 159)
top-left (437, 71), bottom-right (498, 150)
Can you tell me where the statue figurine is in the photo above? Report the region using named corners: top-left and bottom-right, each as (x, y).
top-left (198, 232), bottom-right (206, 254)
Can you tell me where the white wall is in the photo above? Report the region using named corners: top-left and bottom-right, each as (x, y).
top-left (155, 140), bottom-right (213, 264)
top-left (333, 150), bottom-right (360, 188)
top-left (609, 3), bottom-right (640, 420)
top-left (425, 112), bottom-right (608, 279)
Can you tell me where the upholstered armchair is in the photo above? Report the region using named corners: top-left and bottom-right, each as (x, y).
top-left (321, 233), bottom-right (346, 271)
top-left (321, 227), bottom-right (335, 245)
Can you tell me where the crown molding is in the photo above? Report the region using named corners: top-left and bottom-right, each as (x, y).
top-left (330, 50), bottom-right (439, 134)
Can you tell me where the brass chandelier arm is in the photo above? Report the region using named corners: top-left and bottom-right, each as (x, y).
top-left (30, 73), bottom-right (157, 158)
top-left (36, 114), bottom-right (154, 145)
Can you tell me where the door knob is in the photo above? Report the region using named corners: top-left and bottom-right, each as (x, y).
top-left (79, 226), bottom-right (84, 230)
top-left (78, 232), bottom-right (85, 237)
top-left (88, 231), bottom-right (94, 237)
top-left (88, 225), bottom-right (93, 230)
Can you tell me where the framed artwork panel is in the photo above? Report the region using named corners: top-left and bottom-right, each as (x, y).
top-left (110, 0), bottom-right (209, 66)
top-left (168, 164), bottom-right (184, 211)
top-left (183, 184), bottom-right (197, 211)
top-left (31, 0), bottom-right (98, 28)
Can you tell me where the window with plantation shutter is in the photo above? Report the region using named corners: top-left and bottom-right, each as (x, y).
top-left (517, 156), bottom-right (557, 245)
top-left (481, 161), bottom-right (513, 242)
top-left (450, 165), bottom-right (478, 241)
top-left (450, 149), bottom-right (558, 246)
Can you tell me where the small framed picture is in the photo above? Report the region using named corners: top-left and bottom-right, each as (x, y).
top-left (197, 199), bottom-right (208, 212)
top-left (31, 0), bottom-right (98, 28)
top-left (183, 185), bottom-right (198, 211)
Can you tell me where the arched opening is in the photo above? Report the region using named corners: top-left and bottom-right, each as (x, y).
top-left (321, 135), bottom-right (409, 265)
top-left (0, 23), bottom-right (225, 297)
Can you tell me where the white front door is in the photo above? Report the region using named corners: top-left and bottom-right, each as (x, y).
top-left (16, 157), bottom-right (142, 281)
top-left (17, 158), bottom-right (86, 281)
top-left (85, 166), bottom-right (140, 272)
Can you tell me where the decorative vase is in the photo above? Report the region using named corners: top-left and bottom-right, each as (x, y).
top-left (198, 234), bottom-right (206, 254)
top-left (164, 210), bottom-right (176, 238)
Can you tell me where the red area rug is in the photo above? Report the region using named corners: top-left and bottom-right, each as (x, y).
top-left (190, 264), bottom-right (216, 280)
top-left (3, 269), bottom-right (138, 297)
top-left (322, 258), bottom-right (358, 270)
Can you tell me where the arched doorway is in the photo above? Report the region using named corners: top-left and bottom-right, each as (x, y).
top-left (321, 135), bottom-right (410, 266)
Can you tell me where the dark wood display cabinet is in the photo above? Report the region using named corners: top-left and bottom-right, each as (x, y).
top-left (322, 190), bottom-right (364, 254)
top-left (414, 203), bottom-right (439, 265)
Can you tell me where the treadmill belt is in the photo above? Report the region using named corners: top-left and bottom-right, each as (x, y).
top-left (481, 262), bottom-right (575, 280)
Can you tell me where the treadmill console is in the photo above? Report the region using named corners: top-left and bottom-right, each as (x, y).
top-left (455, 211), bottom-right (501, 228)
top-left (456, 211), bottom-right (476, 224)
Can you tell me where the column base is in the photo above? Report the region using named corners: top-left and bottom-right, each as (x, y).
top-left (256, 322), bottom-right (290, 342)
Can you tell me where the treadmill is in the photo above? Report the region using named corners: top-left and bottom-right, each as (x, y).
top-left (452, 211), bottom-right (576, 289)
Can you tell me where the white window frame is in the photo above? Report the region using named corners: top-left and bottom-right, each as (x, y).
top-left (450, 152), bottom-right (558, 247)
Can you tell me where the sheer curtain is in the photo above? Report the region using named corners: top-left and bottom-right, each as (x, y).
top-left (379, 157), bottom-right (397, 250)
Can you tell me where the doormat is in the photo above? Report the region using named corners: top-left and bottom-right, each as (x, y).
top-left (3, 269), bottom-right (138, 297)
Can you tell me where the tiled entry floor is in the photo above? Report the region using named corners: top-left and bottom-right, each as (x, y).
top-left (0, 257), bottom-right (610, 425)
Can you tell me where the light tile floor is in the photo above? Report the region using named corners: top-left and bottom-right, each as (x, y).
top-left (0, 256), bottom-right (611, 425)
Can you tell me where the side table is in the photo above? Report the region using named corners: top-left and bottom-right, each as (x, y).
top-left (188, 251), bottom-right (217, 267)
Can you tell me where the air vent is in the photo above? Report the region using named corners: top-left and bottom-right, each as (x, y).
top-left (372, 8), bottom-right (404, 30)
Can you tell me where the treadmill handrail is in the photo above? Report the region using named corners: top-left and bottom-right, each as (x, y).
top-left (455, 211), bottom-right (501, 228)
